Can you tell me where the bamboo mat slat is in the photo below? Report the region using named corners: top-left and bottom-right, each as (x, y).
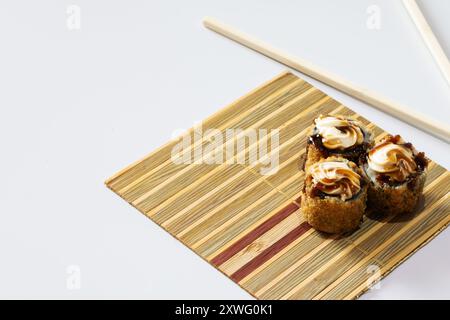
top-left (106, 71), bottom-right (450, 300)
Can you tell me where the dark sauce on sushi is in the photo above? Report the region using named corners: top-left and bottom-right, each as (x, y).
top-left (308, 128), bottom-right (370, 164)
top-left (414, 152), bottom-right (428, 171)
top-left (365, 135), bottom-right (429, 190)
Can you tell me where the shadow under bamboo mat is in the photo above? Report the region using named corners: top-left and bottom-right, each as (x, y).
top-left (106, 71), bottom-right (450, 300)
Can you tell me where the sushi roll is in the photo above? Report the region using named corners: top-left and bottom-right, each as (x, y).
top-left (304, 115), bottom-right (373, 170)
top-left (363, 135), bottom-right (428, 215)
top-left (301, 157), bottom-right (368, 234)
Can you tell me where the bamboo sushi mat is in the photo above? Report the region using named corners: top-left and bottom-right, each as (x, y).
top-left (106, 71), bottom-right (450, 299)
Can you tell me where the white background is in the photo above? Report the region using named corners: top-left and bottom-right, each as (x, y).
top-left (0, 0), bottom-right (449, 299)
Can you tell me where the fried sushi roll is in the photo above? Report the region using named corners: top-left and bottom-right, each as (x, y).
top-left (301, 157), bottom-right (368, 234)
top-left (362, 135), bottom-right (428, 215)
top-left (304, 115), bottom-right (373, 170)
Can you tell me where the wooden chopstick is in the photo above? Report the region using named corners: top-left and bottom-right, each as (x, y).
top-left (203, 17), bottom-right (450, 143)
top-left (403, 0), bottom-right (450, 88)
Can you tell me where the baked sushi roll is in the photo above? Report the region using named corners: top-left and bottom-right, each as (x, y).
top-left (304, 115), bottom-right (373, 170)
top-left (362, 135), bottom-right (428, 215)
top-left (301, 157), bottom-right (368, 234)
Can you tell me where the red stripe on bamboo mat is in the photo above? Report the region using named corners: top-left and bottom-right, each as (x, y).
top-left (230, 221), bottom-right (312, 283)
top-left (210, 202), bottom-right (300, 267)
